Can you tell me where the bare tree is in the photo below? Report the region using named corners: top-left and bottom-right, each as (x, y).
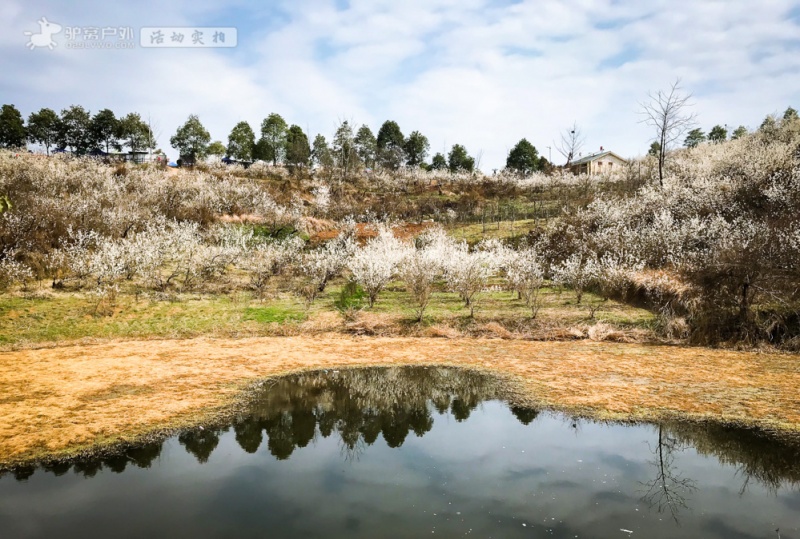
top-left (639, 79), bottom-right (696, 187)
top-left (145, 113), bottom-right (162, 161)
top-left (555, 122), bottom-right (585, 167)
top-left (640, 425), bottom-right (697, 523)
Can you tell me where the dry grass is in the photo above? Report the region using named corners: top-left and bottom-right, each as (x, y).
top-left (310, 222), bottom-right (434, 244)
top-left (1, 335), bottom-right (798, 468)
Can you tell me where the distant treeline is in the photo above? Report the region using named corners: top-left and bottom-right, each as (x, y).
top-left (0, 104), bottom-right (158, 158)
top-left (0, 103), bottom-right (551, 173)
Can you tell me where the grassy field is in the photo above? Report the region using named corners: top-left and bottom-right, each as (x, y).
top-left (446, 218), bottom-right (544, 243)
top-left (2, 335), bottom-right (798, 467)
top-left (0, 281), bottom-right (656, 349)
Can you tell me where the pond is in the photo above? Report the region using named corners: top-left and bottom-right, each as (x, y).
top-left (1, 367), bottom-right (798, 538)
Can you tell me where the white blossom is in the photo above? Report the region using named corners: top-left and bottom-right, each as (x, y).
top-left (505, 248), bottom-right (546, 318)
top-left (347, 225), bottom-right (408, 307)
top-left (443, 241), bottom-right (498, 317)
top-left (551, 251), bottom-right (599, 305)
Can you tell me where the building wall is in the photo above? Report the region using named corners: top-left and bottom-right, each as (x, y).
top-left (588, 154), bottom-right (626, 174)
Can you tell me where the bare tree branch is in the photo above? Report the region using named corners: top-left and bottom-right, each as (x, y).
top-left (640, 425), bottom-right (697, 524)
top-left (639, 79), bottom-right (697, 187)
top-left (555, 121), bottom-right (586, 167)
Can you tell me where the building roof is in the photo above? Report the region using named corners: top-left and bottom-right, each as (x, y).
top-left (570, 150), bottom-right (627, 166)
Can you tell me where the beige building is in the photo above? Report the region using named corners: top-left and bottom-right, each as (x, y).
top-left (569, 150), bottom-right (627, 175)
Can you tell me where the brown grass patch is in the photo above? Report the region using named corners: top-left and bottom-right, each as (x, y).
top-left (301, 216), bottom-right (337, 236)
top-left (310, 221), bottom-right (434, 244)
top-left (534, 324), bottom-right (587, 340)
top-left (344, 312), bottom-right (399, 336)
top-left (423, 324), bottom-right (461, 339)
top-left (480, 321), bottom-right (514, 339)
top-left (80, 384), bottom-right (155, 402)
top-left (587, 322), bottom-right (629, 342)
top-left (1, 335), bottom-right (798, 467)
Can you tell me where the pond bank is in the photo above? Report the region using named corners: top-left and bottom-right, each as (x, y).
top-left (1, 335), bottom-right (799, 468)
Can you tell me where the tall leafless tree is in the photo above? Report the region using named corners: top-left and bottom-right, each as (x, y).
top-left (640, 425), bottom-right (697, 523)
top-left (555, 122), bottom-right (585, 168)
top-left (640, 79), bottom-right (696, 187)
top-left (145, 113), bottom-right (161, 160)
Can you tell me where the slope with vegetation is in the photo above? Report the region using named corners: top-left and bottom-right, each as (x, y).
top-left (0, 109), bottom-right (798, 351)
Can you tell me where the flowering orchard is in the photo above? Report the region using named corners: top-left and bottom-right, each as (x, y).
top-left (1, 113), bottom-right (799, 346)
top-left (538, 116), bottom-right (800, 344)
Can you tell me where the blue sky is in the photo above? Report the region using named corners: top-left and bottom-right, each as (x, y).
top-left (2, 0), bottom-right (799, 170)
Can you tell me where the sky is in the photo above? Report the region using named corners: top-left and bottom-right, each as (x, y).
top-left (2, 0), bottom-right (800, 170)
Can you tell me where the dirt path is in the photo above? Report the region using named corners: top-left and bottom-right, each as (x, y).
top-left (2, 335), bottom-right (799, 466)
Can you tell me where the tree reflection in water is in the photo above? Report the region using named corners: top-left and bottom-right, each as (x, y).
top-left (179, 427), bottom-right (223, 464)
top-left (640, 425), bottom-right (698, 523)
top-left (233, 367), bottom-right (502, 459)
top-left (12, 439), bottom-right (166, 481)
top-left (3, 366), bottom-right (800, 507)
top-left (661, 421), bottom-right (800, 494)
top-left (510, 406), bottom-right (540, 425)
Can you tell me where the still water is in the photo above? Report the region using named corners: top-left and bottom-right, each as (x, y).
top-left (1, 367), bottom-right (798, 538)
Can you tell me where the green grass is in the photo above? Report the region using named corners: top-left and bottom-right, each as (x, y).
top-left (320, 279), bottom-right (655, 329)
top-left (0, 281), bottom-right (657, 347)
top-left (0, 291), bottom-right (309, 345)
top-left (243, 305), bottom-right (307, 324)
top-left (446, 218), bottom-right (543, 244)
top-left (0, 293), bottom-right (249, 345)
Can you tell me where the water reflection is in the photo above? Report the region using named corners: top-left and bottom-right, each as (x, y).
top-left (231, 367), bottom-right (500, 459)
top-left (2, 367), bottom-right (800, 539)
top-left (19, 439), bottom-right (166, 482)
top-left (3, 367), bottom-right (800, 497)
top-left (665, 421), bottom-right (800, 493)
top-left (640, 425), bottom-right (698, 522)
top-left (179, 428), bottom-right (223, 464)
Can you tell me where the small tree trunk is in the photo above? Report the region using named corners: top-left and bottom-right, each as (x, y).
top-left (658, 133), bottom-right (666, 187)
top-left (739, 278), bottom-right (751, 332)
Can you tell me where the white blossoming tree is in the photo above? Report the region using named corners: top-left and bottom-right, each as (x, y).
top-left (295, 231), bottom-right (356, 306)
top-left (400, 228), bottom-right (453, 321)
top-left (444, 241), bottom-right (498, 317)
top-left (348, 225), bottom-right (407, 308)
top-left (241, 236), bottom-right (304, 299)
top-left (505, 248), bottom-right (546, 318)
top-left (551, 251), bottom-right (599, 305)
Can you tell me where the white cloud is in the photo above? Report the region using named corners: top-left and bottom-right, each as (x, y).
top-left (2, 0), bottom-right (799, 168)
